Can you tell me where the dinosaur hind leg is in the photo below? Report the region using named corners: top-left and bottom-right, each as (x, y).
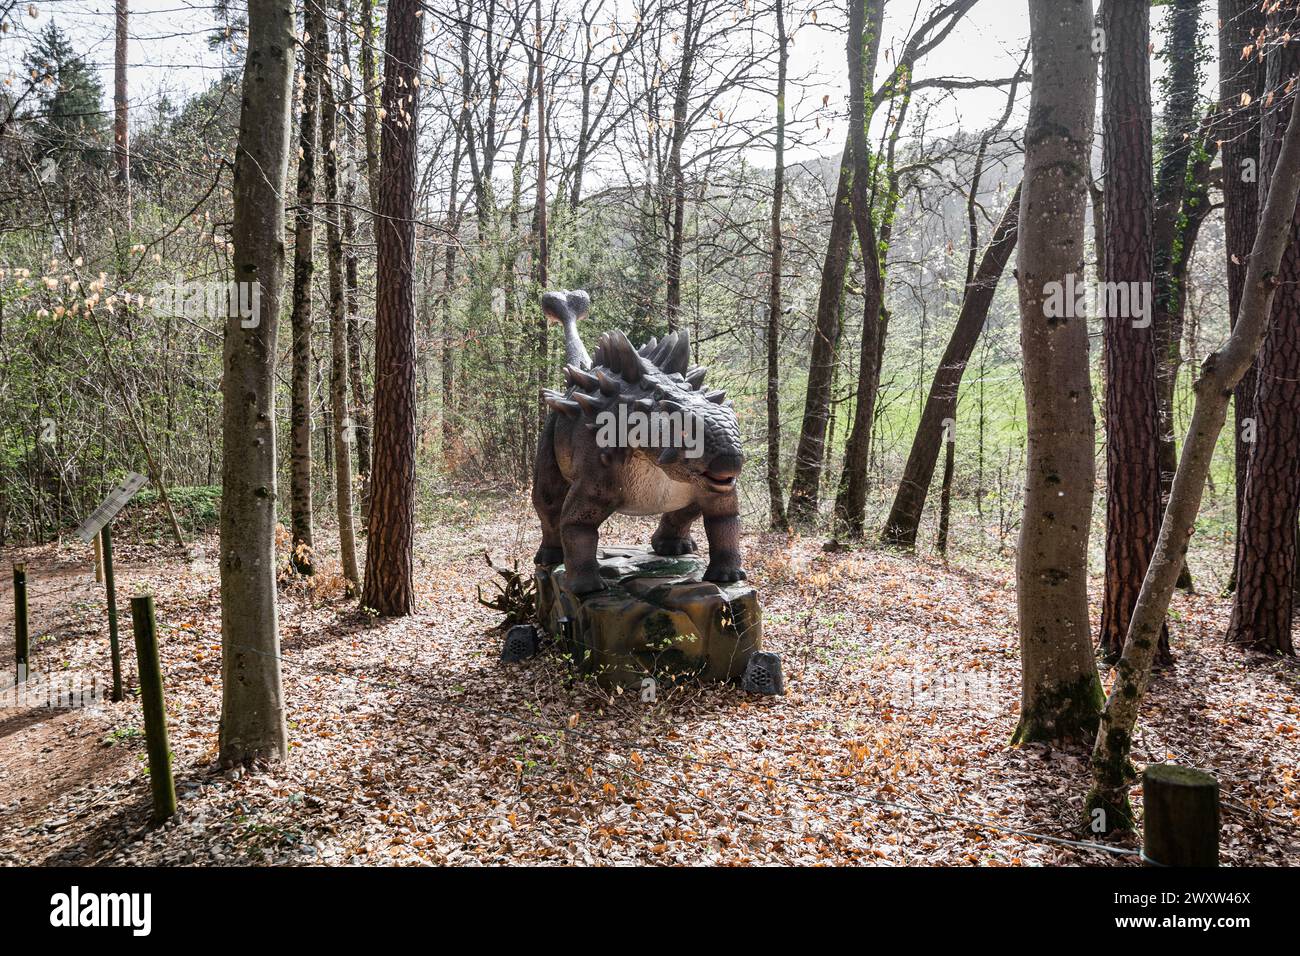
top-left (652, 504), bottom-right (702, 556)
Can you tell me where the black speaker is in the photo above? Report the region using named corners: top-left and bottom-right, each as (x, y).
top-left (742, 652), bottom-right (784, 696)
top-left (501, 624), bottom-right (540, 663)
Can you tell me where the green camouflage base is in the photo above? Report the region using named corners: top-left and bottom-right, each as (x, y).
top-left (535, 546), bottom-right (762, 690)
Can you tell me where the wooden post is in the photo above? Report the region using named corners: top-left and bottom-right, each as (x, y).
top-left (102, 524), bottom-right (123, 702)
top-left (1142, 764), bottom-right (1218, 866)
top-left (13, 563), bottom-right (28, 683)
top-left (93, 532), bottom-right (104, 583)
top-left (131, 594), bottom-right (176, 823)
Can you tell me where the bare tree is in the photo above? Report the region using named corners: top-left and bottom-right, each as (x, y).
top-left (1012, 0), bottom-right (1104, 745)
top-left (361, 0), bottom-right (423, 616)
top-left (219, 0), bottom-right (295, 767)
top-left (1097, 0), bottom-right (1168, 664)
top-left (765, 0), bottom-right (790, 532)
top-left (1226, 14), bottom-right (1300, 657)
top-left (288, 0), bottom-right (326, 575)
top-left (320, 1), bottom-right (359, 589)
top-left (1221, 0), bottom-right (1267, 591)
top-left (881, 185), bottom-right (1019, 547)
top-left (113, 0), bottom-right (130, 223)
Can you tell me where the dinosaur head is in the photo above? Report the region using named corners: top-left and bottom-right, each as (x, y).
top-left (542, 327), bottom-right (744, 494)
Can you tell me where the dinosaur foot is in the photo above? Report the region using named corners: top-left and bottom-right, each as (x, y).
top-left (534, 545), bottom-right (564, 566)
top-left (651, 535), bottom-right (699, 557)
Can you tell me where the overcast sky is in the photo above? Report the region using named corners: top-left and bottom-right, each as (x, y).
top-left (1, 0), bottom-right (1217, 165)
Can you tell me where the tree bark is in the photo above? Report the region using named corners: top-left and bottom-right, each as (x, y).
top-left (288, 0), bottom-right (325, 575)
top-left (1220, 0), bottom-right (1266, 591)
top-left (360, 0), bottom-right (381, 217)
top-left (787, 149), bottom-right (852, 527)
top-left (533, 0), bottom-right (549, 439)
top-left (336, 0), bottom-right (372, 498)
top-left (831, 0), bottom-right (887, 540)
top-left (1012, 0), bottom-right (1104, 746)
top-left (1151, 0), bottom-right (1204, 593)
top-left (1226, 17), bottom-right (1300, 657)
top-left (113, 0), bottom-right (130, 223)
top-left (664, 0), bottom-right (698, 331)
top-left (320, 16), bottom-right (359, 591)
top-left (219, 0), bottom-right (295, 767)
top-left (766, 0), bottom-right (789, 532)
top-left (361, 0), bottom-right (422, 616)
top-left (1097, 0), bottom-right (1169, 664)
top-left (1087, 76), bottom-right (1300, 830)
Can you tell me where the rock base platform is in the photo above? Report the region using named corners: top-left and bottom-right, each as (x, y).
top-left (535, 547), bottom-right (762, 690)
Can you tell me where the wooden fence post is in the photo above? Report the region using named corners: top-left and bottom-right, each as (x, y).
top-left (13, 563), bottom-right (28, 684)
top-left (1142, 764), bottom-right (1218, 866)
top-left (131, 594), bottom-right (176, 823)
top-left (102, 524), bottom-right (123, 702)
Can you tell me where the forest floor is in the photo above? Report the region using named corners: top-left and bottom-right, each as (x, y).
top-left (1, 489), bottom-right (1297, 866)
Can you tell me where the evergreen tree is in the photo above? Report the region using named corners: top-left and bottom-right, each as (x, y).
top-left (23, 21), bottom-right (108, 165)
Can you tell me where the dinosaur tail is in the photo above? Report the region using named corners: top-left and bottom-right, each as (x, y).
top-left (541, 289), bottom-right (592, 370)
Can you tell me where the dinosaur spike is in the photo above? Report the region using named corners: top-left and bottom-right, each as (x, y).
top-left (542, 389), bottom-right (581, 417)
top-left (647, 331), bottom-right (675, 366)
top-left (661, 328), bottom-right (691, 375)
top-left (685, 366), bottom-right (706, 389)
top-left (639, 336), bottom-right (658, 357)
top-left (574, 391), bottom-right (608, 416)
top-left (610, 331), bottom-right (643, 382)
top-left (705, 389), bottom-right (726, 404)
top-left (656, 398), bottom-right (683, 414)
top-left (634, 398), bottom-right (654, 413)
top-left (565, 365), bottom-right (599, 391)
top-left (594, 333), bottom-right (613, 369)
top-left (596, 369), bottom-right (620, 395)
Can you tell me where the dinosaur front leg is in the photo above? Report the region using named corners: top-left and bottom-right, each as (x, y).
top-left (560, 486), bottom-right (617, 594)
top-left (532, 417), bottom-right (567, 566)
top-left (702, 508), bottom-right (745, 583)
top-left (651, 504), bottom-right (701, 556)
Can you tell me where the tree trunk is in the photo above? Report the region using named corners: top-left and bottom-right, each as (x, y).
top-left (1097, 0), bottom-right (1169, 663)
top-left (113, 0), bottom-right (130, 223)
top-left (936, 432), bottom-right (954, 556)
top-left (288, 0), bottom-right (325, 575)
top-left (1220, 0), bottom-right (1266, 592)
top-left (440, 125), bottom-right (465, 456)
top-left (831, 0), bottom-right (887, 540)
top-left (361, 0), bottom-right (422, 616)
top-left (766, 0), bottom-right (789, 532)
top-left (787, 150), bottom-right (852, 527)
top-left (664, 0), bottom-right (698, 331)
top-left (1226, 18), bottom-right (1300, 657)
top-left (1151, 0), bottom-right (1204, 593)
top-left (1011, 0), bottom-right (1104, 746)
top-left (219, 0), bottom-right (295, 768)
top-left (882, 186), bottom-right (1019, 546)
top-left (1150, 0), bottom-right (1201, 464)
top-left (1087, 75), bottom-right (1300, 830)
top-left (336, 0), bottom-right (372, 500)
top-left (360, 0), bottom-right (381, 217)
top-left (320, 19), bottom-right (359, 591)
top-left (533, 0), bottom-right (550, 439)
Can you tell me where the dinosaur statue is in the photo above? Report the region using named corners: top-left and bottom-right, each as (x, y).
top-left (532, 290), bottom-right (746, 594)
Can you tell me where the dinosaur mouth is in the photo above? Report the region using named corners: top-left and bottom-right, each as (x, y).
top-left (704, 472), bottom-right (737, 492)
